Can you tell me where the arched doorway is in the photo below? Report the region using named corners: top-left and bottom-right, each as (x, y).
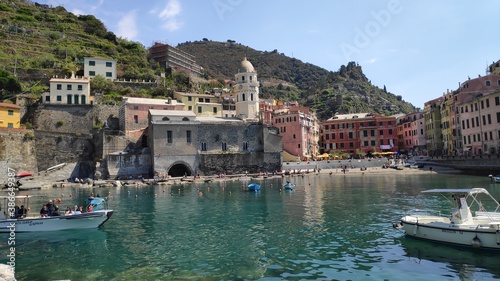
top-left (168, 162), bottom-right (192, 177)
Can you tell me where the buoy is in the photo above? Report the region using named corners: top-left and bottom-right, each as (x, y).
top-left (471, 236), bottom-right (481, 248)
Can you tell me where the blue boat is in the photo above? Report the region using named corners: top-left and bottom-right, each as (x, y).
top-left (247, 183), bottom-right (261, 192)
top-left (284, 181), bottom-right (295, 190)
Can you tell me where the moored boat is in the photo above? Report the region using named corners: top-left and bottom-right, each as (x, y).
top-left (488, 175), bottom-right (500, 183)
top-left (247, 183), bottom-right (260, 192)
top-left (284, 181), bottom-right (295, 190)
top-left (0, 195), bottom-right (113, 233)
top-left (393, 188), bottom-right (500, 250)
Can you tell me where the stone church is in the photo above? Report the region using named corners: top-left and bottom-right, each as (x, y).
top-left (148, 58), bottom-right (282, 177)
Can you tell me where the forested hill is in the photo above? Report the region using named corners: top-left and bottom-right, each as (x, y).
top-left (178, 40), bottom-right (416, 120)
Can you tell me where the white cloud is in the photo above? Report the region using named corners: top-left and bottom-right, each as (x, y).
top-left (116, 10), bottom-right (138, 40)
top-left (156, 0), bottom-right (183, 31)
top-left (365, 58), bottom-right (378, 64)
top-left (159, 0), bottom-right (181, 20)
top-left (71, 9), bottom-right (84, 16)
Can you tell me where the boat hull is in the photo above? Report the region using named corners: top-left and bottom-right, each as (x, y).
top-left (400, 216), bottom-right (500, 250)
top-left (0, 210), bottom-right (113, 233)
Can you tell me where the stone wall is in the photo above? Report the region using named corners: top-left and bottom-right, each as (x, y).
top-left (199, 152), bottom-right (281, 176)
top-left (34, 131), bottom-right (96, 178)
top-left (0, 129), bottom-right (37, 175)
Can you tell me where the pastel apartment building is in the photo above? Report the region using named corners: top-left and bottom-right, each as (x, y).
top-left (173, 92), bottom-right (222, 117)
top-left (270, 102), bottom-right (319, 161)
top-left (83, 57), bottom-right (117, 80)
top-left (321, 113), bottom-right (398, 155)
top-left (454, 74), bottom-right (500, 155)
top-left (42, 73), bottom-right (91, 105)
top-left (397, 112), bottom-right (426, 155)
top-left (0, 102), bottom-right (21, 128)
top-left (119, 97), bottom-right (185, 138)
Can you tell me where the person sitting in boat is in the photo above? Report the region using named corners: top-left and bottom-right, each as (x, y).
top-left (87, 204), bottom-right (93, 212)
top-left (47, 200), bottom-right (55, 216)
top-left (52, 206), bottom-right (61, 216)
top-left (17, 205), bottom-right (27, 218)
top-left (64, 206), bottom-right (73, 216)
top-left (40, 205), bottom-right (49, 217)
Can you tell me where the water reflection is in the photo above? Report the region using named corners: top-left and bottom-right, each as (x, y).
top-left (398, 237), bottom-right (500, 280)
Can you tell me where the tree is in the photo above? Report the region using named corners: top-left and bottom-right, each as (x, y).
top-left (0, 69), bottom-right (22, 97)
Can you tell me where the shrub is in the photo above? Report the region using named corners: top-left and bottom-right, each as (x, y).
top-left (56, 120), bottom-right (64, 127)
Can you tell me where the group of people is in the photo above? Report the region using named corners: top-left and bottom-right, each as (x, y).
top-left (39, 200), bottom-right (89, 217)
top-left (11, 205), bottom-right (29, 219)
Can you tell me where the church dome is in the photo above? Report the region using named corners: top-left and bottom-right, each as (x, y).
top-left (241, 57), bottom-right (255, 73)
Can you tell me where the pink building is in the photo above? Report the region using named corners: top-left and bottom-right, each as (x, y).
top-left (455, 74), bottom-right (500, 155)
top-left (119, 97), bottom-right (185, 141)
top-left (397, 112), bottom-right (426, 155)
top-left (270, 103), bottom-right (319, 160)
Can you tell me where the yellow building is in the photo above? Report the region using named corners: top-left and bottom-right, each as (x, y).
top-left (0, 102), bottom-right (21, 128)
top-left (173, 92), bottom-right (222, 117)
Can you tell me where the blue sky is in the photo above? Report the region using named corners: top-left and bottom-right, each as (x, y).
top-left (37, 0), bottom-right (500, 109)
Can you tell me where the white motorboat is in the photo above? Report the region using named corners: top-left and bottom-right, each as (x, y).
top-left (0, 195), bottom-right (113, 233)
top-left (393, 188), bottom-right (500, 250)
top-left (489, 175), bottom-right (500, 183)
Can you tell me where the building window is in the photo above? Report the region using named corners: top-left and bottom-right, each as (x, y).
top-left (67, 95), bottom-right (72, 105)
top-left (188, 106), bottom-right (192, 110)
top-left (188, 96), bottom-right (192, 101)
top-left (133, 106), bottom-right (139, 110)
top-left (364, 141), bottom-right (369, 146)
top-left (324, 125), bottom-right (329, 130)
top-left (186, 130), bottom-right (191, 143)
top-left (81, 95), bottom-right (86, 105)
top-left (57, 84), bottom-right (62, 90)
top-left (242, 94), bottom-right (246, 101)
top-left (89, 71), bottom-right (95, 76)
top-left (198, 107), bottom-right (202, 113)
top-left (379, 130), bottom-right (384, 135)
top-left (106, 72), bottom-right (112, 77)
top-left (388, 129), bottom-right (393, 135)
top-left (78, 85), bottom-right (83, 91)
top-left (371, 130), bottom-right (375, 136)
top-left (67, 85), bottom-right (72, 90)
top-left (205, 98), bottom-right (210, 103)
top-left (167, 131), bottom-right (173, 144)
top-left (89, 61), bottom-right (95, 66)
top-left (201, 142), bottom-right (207, 151)
top-left (198, 98), bottom-right (203, 102)
top-left (293, 134), bottom-right (296, 139)
top-left (251, 93), bottom-right (254, 101)
top-left (57, 95), bottom-right (62, 101)
top-left (134, 115), bottom-right (138, 123)
top-left (348, 132), bottom-right (353, 138)
top-left (222, 142), bottom-right (227, 151)
top-left (371, 140), bottom-right (376, 146)
top-left (105, 62), bottom-right (112, 67)
top-left (45, 96), bottom-right (50, 102)
top-left (486, 80), bottom-right (491, 86)
top-left (349, 142), bottom-right (354, 148)
top-left (242, 141), bottom-right (249, 151)
top-left (74, 95), bottom-right (79, 105)
top-left (213, 107), bottom-right (217, 114)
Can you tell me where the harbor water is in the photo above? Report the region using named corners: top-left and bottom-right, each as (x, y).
top-left (2, 172), bottom-right (500, 280)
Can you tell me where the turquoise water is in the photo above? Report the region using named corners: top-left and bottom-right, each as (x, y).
top-left (2, 173), bottom-right (500, 280)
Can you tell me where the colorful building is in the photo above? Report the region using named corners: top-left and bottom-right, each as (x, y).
top-left (272, 103), bottom-right (319, 160)
top-left (42, 73), bottom-right (91, 105)
top-left (397, 112), bottom-right (426, 155)
top-left (173, 92), bottom-right (222, 117)
top-left (424, 97), bottom-right (444, 156)
top-left (119, 97), bottom-right (185, 141)
top-left (454, 74), bottom-right (500, 155)
top-left (321, 113), bottom-right (398, 156)
top-left (0, 103), bottom-right (21, 128)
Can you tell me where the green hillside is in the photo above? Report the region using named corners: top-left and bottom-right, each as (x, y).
top-left (0, 0), bottom-right (416, 120)
top-left (178, 40), bottom-right (416, 120)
